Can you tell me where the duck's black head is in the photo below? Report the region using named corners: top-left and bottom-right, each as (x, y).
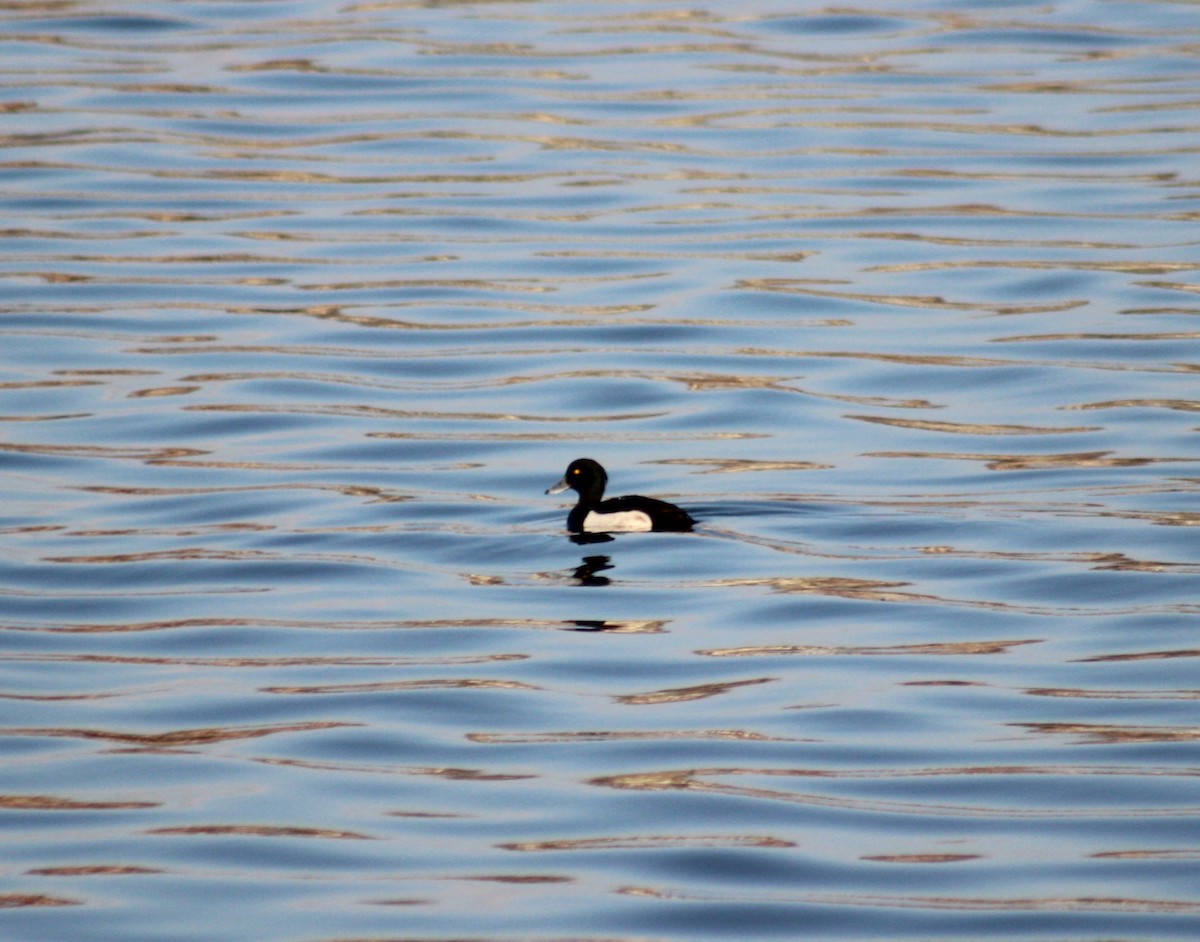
top-left (546, 457), bottom-right (607, 502)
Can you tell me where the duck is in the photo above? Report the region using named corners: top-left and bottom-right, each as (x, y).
top-left (545, 458), bottom-right (695, 533)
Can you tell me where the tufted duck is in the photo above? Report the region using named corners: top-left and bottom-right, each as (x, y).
top-left (546, 458), bottom-right (695, 533)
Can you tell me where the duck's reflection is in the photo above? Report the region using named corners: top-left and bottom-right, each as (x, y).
top-left (569, 532), bottom-right (614, 546)
top-left (569, 620), bottom-right (614, 631)
top-left (566, 618), bottom-right (668, 633)
top-left (571, 554), bottom-right (613, 586)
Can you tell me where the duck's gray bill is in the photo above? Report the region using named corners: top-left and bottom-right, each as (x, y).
top-left (545, 477), bottom-right (569, 495)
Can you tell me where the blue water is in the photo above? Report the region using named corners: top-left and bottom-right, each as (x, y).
top-left (2, 1), bottom-right (1199, 940)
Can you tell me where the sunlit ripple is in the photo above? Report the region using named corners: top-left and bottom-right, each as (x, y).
top-left (618, 884), bottom-right (1200, 915)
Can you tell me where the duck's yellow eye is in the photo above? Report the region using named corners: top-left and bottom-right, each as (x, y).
top-left (572, 468), bottom-right (579, 475)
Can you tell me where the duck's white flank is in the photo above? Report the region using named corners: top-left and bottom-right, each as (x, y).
top-left (582, 509), bottom-right (653, 532)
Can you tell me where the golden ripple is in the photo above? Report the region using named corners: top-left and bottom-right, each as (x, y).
top-left (849, 415), bottom-right (1099, 435)
top-left (466, 729), bottom-right (789, 744)
top-left (2, 615), bottom-right (566, 634)
top-left (997, 330), bottom-right (1200, 343)
top-left (0, 379), bottom-right (102, 390)
top-left (1138, 279), bottom-right (1200, 296)
top-left (1078, 648), bottom-right (1200, 663)
top-left (228, 58), bottom-right (328, 73)
top-left (43, 547), bottom-right (385, 566)
top-left (701, 640), bottom-right (1039, 658)
top-left (681, 574), bottom-right (1198, 616)
top-left (700, 576), bottom-right (905, 598)
top-left (737, 278), bottom-right (1086, 315)
top-left (66, 523), bottom-right (274, 538)
top-left (593, 767), bottom-right (1200, 818)
top-left (1103, 510), bottom-right (1200, 528)
top-left (82, 483), bottom-right (412, 505)
top-left (498, 834), bottom-right (794, 852)
top-left (866, 450), bottom-right (1194, 471)
top-left (127, 385), bottom-right (200, 398)
top-left (3, 268), bottom-right (289, 287)
top-left (187, 365), bottom-right (856, 402)
top-left (1016, 723), bottom-right (1200, 744)
top-left (736, 346), bottom-right (1018, 368)
top-left (227, 300), bottom-right (661, 327)
top-left (0, 525), bottom-right (63, 536)
top-left (181, 367), bottom-right (430, 390)
top-left (149, 824), bottom-right (373, 840)
top-left (0, 442), bottom-right (207, 462)
top-left (852, 229), bottom-right (1146, 250)
top-left (263, 678), bottom-right (540, 695)
top-left (298, 276), bottom-right (556, 294)
top-left (986, 78), bottom-right (1190, 95)
top-left (387, 811), bottom-right (466, 819)
top-left (1079, 552), bottom-right (1197, 573)
top-left (0, 690), bottom-right (121, 702)
top-left (0, 721), bottom-right (356, 747)
top-left (10, 251), bottom-right (303, 267)
top-left (1124, 306), bottom-right (1200, 316)
top-left (0, 412), bottom-right (91, 422)
top-left (687, 576), bottom-right (1037, 610)
top-left (466, 574), bottom-right (507, 587)
top-left (0, 894), bottom-right (79, 908)
top-left (617, 677), bottom-right (775, 706)
top-left (618, 884), bottom-right (1200, 914)
top-left (0, 795), bottom-right (157, 810)
top-left (637, 372), bottom-right (802, 393)
top-left (185, 402), bottom-right (662, 422)
top-left (652, 458), bottom-right (833, 473)
top-left (679, 764), bottom-right (1198, 781)
top-left (460, 874), bottom-right (573, 884)
top-left (869, 260), bottom-right (1200, 275)
top-left (1064, 398), bottom-right (1200, 412)
top-left (1025, 688), bottom-right (1200, 701)
top-left (9, 653), bottom-right (526, 669)
top-left (26, 866), bottom-right (162, 876)
top-left (256, 757), bottom-right (533, 782)
top-left (911, 548), bottom-right (1199, 574)
top-left (1091, 849), bottom-right (1200, 860)
top-left (370, 430), bottom-right (764, 443)
top-left (536, 247), bottom-right (817, 261)
top-left (861, 853), bottom-right (982, 864)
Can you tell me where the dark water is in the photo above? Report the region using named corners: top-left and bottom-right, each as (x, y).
top-left (2, 1), bottom-right (1199, 940)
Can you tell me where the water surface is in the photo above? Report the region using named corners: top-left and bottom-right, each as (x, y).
top-left (2, 1), bottom-right (1199, 940)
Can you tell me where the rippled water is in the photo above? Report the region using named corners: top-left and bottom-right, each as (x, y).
top-left (2, 1), bottom-right (1199, 940)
